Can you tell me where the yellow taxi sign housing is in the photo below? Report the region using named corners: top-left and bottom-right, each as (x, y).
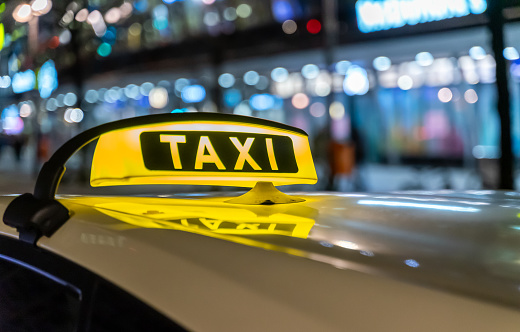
top-left (90, 114), bottom-right (317, 187)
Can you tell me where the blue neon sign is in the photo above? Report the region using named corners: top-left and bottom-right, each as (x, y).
top-left (356, 0), bottom-right (487, 33)
top-left (12, 70), bottom-right (35, 94)
top-left (38, 60), bottom-right (58, 99)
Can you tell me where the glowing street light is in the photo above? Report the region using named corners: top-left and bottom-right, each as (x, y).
top-left (13, 4), bottom-right (33, 23)
top-left (31, 0), bottom-right (52, 16)
top-left (13, 1), bottom-right (52, 22)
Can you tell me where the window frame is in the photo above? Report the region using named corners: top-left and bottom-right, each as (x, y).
top-left (0, 234), bottom-right (186, 332)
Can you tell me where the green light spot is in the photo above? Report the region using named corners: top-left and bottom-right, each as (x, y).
top-left (0, 3), bottom-right (5, 14)
top-left (0, 24), bottom-right (4, 52)
top-left (153, 18), bottom-right (168, 31)
top-left (97, 43), bottom-right (112, 57)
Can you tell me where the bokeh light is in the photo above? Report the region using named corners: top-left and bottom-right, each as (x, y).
top-left (2, 110), bottom-right (24, 134)
top-left (120, 2), bottom-right (133, 17)
top-left (329, 102), bottom-right (345, 120)
top-left (174, 78), bottom-right (189, 92)
top-left (243, 71), bottom-right (260, 85)
top-left (97, 43), bottom-right (112, 57)
top-left (309, 102), bottom-right (326, 117)
top-left (250, 94), bottom-right (275, 111)
top-left (438, 87), bottom-right (453, 103)
top-left (343, 66), bottom-right (369, 96)
top-left (282, 20), bottom-right (297, 34)
top-left (13, 4), bottom-right (32, 23)
top-left (31, 0), bottom-right (52, 16)
top-left (140, 82), bottom-right (155, 96)
top-left (373, 56), bottom-right (391, 71)
top-left (0, 76), bottom-right (11, 88)
top-left (405, 259), bottom-right (420, 268)
top-left (59, 30), bottom-right (72, 44)
top-left (236, 4), bottom-right (252, 18)
top-left (85, 90), bottom-right (99, 103)
top-left (271, 67), bottom-right (289, 82)
top-left (105, 8), bottom-right (121, 24)
top-left (224, 7), bottom-right (237, 21)
top-left (255, 76), bottom-right (269, 90)
top-left (75, 8), bottom-right (88, 22)
top-left (415, 52), bottom-right (434, 66)
top-left (224, 89), bottom-right (242, 107)
top-left (64, 108), bottom-right (84, 123)
top-left (12, 70), bottom-right (36, 94)
top-left (181, 85), bottom-right (206, 103)
top-left (464, 89), bottom-right (478, 104)
top-left (37, 60), bottom-right (58, 99)
top-left (469, 46), bottom-right (486, 61)
top-left (306, 19), bottom-right (321, 34)
top-left (171, 108), bottom-right (188, 113)
top-left (48, 36), bottom-right (60, 49)
top-left (234, 101), bottom-right (252, 116)
top-left (504, 47), bottom-right (520, 61)
top-left (203, 12), bottom-right (219, 26)
top-left (19, 103), bottom-right (32, 117)
top-left (315, 82), bottom-right (331, 97)
top-left (87, 10), bottom-right (103, 24)
top-left (149, 86), bottom-right (169, 108)
top-left (46, 98), bottom-right (58, 111)
top-left (291, 93), bottom-right (309, 109)
top-left (301, 64), bottom-right (320, 79)
top-left (64, 92), bottom-right (77, 106)
top-left (124, 84), bottom-right (141, 100)
top-left (56, 94), bottom-right (65, 107)
top-left (218, 73), bottom-right (235, 88)
top-left (397, 75), bottom-right (413, 90)
top-left (335, 60), bottom-right (351, 75)
top-left (272, 0), bottom-right (294, 22)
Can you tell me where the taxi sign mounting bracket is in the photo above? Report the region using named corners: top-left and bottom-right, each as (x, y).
top-left (225, 182), bottom-right (305, 205)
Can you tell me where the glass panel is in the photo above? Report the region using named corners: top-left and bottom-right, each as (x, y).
top-left (0, 257), bottom-right (80, 331)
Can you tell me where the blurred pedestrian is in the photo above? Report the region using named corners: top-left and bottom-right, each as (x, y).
top-left (0, 133), bottom-right (6, 163)
top-left (11, 134), bottom-right (26, 164)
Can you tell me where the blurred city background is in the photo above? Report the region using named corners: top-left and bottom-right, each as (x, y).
top-left (0, 0), bottom-right (519, 194)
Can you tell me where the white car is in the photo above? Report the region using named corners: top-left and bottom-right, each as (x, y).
top-left (1, 113), bottom-right (519, 331)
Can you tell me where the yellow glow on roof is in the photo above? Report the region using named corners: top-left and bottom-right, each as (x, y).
top-left (61, 195), bottom-right (318, 257)
top-left (94, 202), bottom-right (315, 238)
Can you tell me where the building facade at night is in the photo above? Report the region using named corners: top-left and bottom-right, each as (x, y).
top-left (1, 0), bottom-right (520, 190)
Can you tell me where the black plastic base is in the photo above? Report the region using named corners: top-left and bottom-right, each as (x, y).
top-left (3, 193), bottom-right (69, 245)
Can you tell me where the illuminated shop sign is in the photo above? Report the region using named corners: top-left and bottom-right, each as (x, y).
top-left (356, 0), bottom-right (487, 33)
top-left (38, 60), bottom-right (58, 99)
top-left (12, 70), bottom-right (35, 93)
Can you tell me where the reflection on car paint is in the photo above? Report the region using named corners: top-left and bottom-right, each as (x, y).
top-left (80, 233), bottom-right (126, 247)
top-left (357, 200), bottom-right (480, 212)
top-left (92, 202), bottom-right (316, 239)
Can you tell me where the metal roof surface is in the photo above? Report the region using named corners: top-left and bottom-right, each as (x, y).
top-left (1, 191), bottom-right (520, 331)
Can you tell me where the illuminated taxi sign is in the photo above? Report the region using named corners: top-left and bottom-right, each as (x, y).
top-left (90, 115), bottom-right (317, 187)
top-left (140, 132), bottom-right (297, 173)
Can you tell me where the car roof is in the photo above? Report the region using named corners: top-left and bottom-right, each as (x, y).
top-left (2, 190), bottom-right (520, 331)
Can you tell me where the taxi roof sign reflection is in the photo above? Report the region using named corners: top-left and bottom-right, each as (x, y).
top-left (94, 201), bottom-right (315, 239)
